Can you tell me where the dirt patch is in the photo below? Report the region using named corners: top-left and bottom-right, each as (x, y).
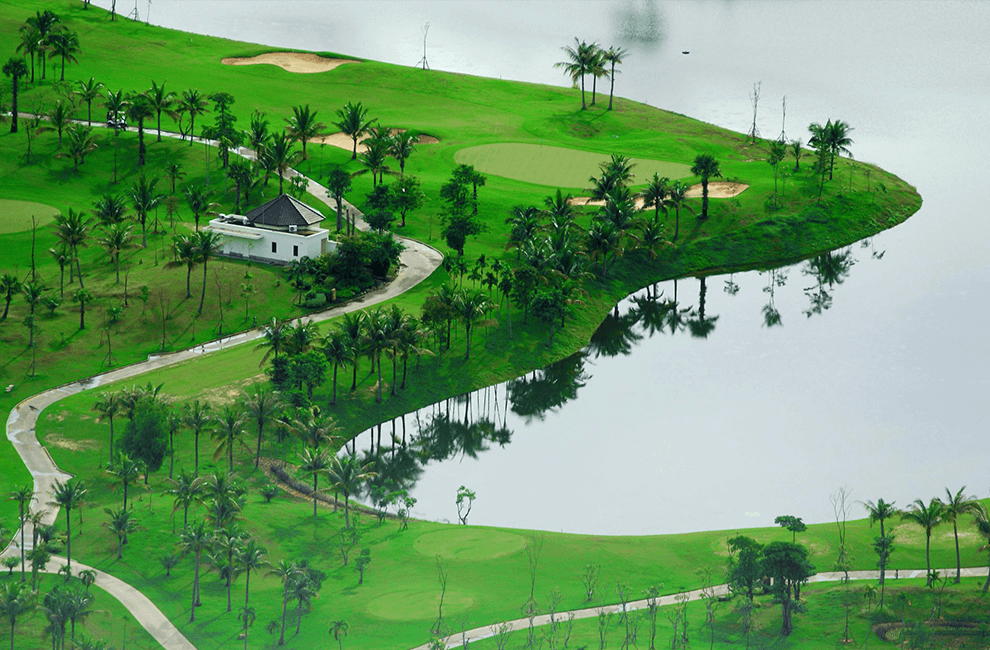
top-left (221, 52), bottom-right (358, 74)
top-left (685, 181), bottom-right (749, 198)
top-left (177, 374), bottom-right (266, 406)
top-left (314, 129), bottom-right (440, 155)
top-left (45, 434), bottom-right (99, 452)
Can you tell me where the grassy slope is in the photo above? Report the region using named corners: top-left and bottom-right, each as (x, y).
top-left (0, 2), bottom-right (932, 648)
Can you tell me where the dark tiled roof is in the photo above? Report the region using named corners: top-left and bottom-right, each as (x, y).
top-left (245, 194), bottom-right (325, 227)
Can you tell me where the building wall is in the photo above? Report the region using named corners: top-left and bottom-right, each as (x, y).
top-left (209, 221), bottom-right (336, 264)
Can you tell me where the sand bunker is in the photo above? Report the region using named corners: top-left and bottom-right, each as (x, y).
top-left (314, 129), bottom-right (439, 154)
top-left (569, 182), bottom-right (748, 209)
top-left (221, 52), bottom-right (358, 74)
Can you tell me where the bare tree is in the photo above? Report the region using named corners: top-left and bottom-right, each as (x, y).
top-left (582, 564), bottom-right (602, 602)
top-left (698, 568), bottom-right (720, 650)
top-left (747, 81), bottom-right (762, 144)
top-left (831, 487), bottom-right (853, 581)
top-left (433, 556), bottom-right (449, 636)
top-left (644, 585), bottom-right (661, 650)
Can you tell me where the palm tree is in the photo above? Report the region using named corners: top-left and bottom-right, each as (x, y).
top-left (587, 218), bottom-right (622, 275)
top-left (22, 282), bottom-right (46, 346)
top-left (285, 104), bottom-right (326, 158)
top-left (323, 330), bottom-right (350, 406)
top-left (60, 123), bottom-right (98, 171)
top-left (180, 521), bottom-right (212, 620)
top-left (26, 10), bottom-right (60, 79)
top-left (127, 174), bottom-right (163, 248)
top-left (972, 504), bottom-right (990, 594)
top-left (126, 93), bottom-right (156, 166)
top-left (3, 58), bottom-right (29, 133)
top-left (358, 138), bottom-right (391, 186)
top-left (288, 572), bottom-right (316, 636)
top-left (812, 119), bottom-right (855, 180)
top-left (555, 38), bottom-right (597, 110)
top-left (340, 311), bottom-right (366, 390)
top-left (602, 45), bottom-right (629, 111)
top-left (7, 484), bottom-right (33, 581)
top-left (363, 308), bottom-right (392, 403)
top-left (167, 234), bottom-right (198, 298)
top-left (938, 487), bottom-right (978, 583)
top-left (74, 77), bottom-right (104, 125)
top-left (238, 538), bottom-right (268, 606)
top-left (47, 28), bottom-right (81, 81)
top-left (212, 405), bottom-right (247, 474)
top-left (183, 400), bottom-right (213, 476)
top-left (1, 274), bottom-right (22, 320)
top-left (639, 173), bottom-right (669, 222)
top-left (0, 581), bottom-right (33, 650)
top-left (226, 160), bottom-right (252, 213)
top-left (47, 100), bottom-right (76, 146)
top-left (325, 167), bottom-right (352, 233)
top-left (299, 447), bottom-right (331, 517)
top-left (96, 222), bottom-right (134, 283)
top-left (91, 391), bottom-right (121, 467)
top-left (455, 289), bottom-right (495, 361)
top-left (52, 208), bottom-right (92, 290)
top-left (335, 101), bottom-right (376, 159)
top-left (50, 479), bottom-right (87, 573)
top-left (146, 79), bottom-right (176, 143)
top-left (238, 606), bottom-right (256, 650)
top-left (72, 288), bottom-right (93, 330)
top-left (326, 455), bottom-right (377, 528)
top-left (93, 193), bottom-right (128, 226)
top-left (243, 386), bottom-right (281, 469)
top-left (587, 45), bottom-right (606, 106)
top-left (192, 229), bottom-right (224, 315)
top-left (664, 180), bottom-right (693, 241)
top-left (390, 130), bottom-right (417, 175)
top-left (166, 468), bottom-right (202, 529)
top-left (901, 498), bottom-right (944, 586)
top-left (329, 619), bottom-right (349, 650)
top-left (16, 24), bottom-right (41, 84)
top-left (108, 451), bottom-right (142, 511)
top-left (256, 317), bottom-right (290, 366)
top-left (267, 560), bottom-right (299, 646)
top-left (178, 88), bottom-right (209, 144)
top-left (47, 243), bottom-right (69, 300)
top-left (184, 183), bottom-right (218, 232)
top-left (263, 130), bottom-right (300, 194)
top-left (690, 154), bottom-right (722, 220)
top-left (103, 506), bottom-right (136, 559)
top-left (505, 205), bottom-right (540, 260)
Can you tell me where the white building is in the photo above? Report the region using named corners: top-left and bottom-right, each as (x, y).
top-left (207, 194), bottom-right (337, 264)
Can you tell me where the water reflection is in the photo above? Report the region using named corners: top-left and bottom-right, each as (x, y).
top-left (611, 0), bottom-right (666, 48)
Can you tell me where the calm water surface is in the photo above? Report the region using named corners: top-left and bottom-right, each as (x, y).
top-left (96, 1), bottom-right (990, 534)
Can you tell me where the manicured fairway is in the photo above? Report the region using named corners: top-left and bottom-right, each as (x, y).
top-left (0, 199), bottom-right (59, 234)
top-left (454, 143), bottom-right (693, 188)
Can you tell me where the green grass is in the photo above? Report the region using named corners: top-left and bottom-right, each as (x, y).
top-left (453, 143), bottom-right (692, 188)
top-left (0, 199), bottom-right (60, 235)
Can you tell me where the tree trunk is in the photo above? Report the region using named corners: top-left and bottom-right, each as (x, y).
top-left (954, 522), bottom-right (961, 583)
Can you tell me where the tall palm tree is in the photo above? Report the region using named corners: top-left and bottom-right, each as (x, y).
top-left (335, 101), bottom-right (376, 160)
top-left (639, 173), bottom-right (669, 222)
top-left (16, 24), bottom-right (41, 84)
top-left (267, 560), bottom-right (299, 646)
top-left (555, 38), bottom-right (597, 110)
top-left (329, 619), bottom-right (349, 650)
top-left (126, 93), bottom-right (156, 166)
top-left (972, 504), bottom-right (990, 595)
top-left (108, 451), bottom-right (142, 511)
top-left (127, 174), bottom-right (163, 248)
top-left (91, 391), bottom-right (121, 467)
top-left (587, 45), bottom-right (606, 106)
top-left (103, 506), bottom-right (136, 559)
top-left (74, 77), bottom-right (104, 125)
top-left (7, 484), bottom-right (33, 581)
top-left (362, 308), bottom-right (393, 403)
top-left (184, 183), bottom-right (218, 232)
top-left (290, 409), bottom-right (338, 450)
top-left (285, 104), bottom-right (326, 158)
top-left (146, 79), bottom-right (176, 143)
top-left (47, 100), bottom-right (76, 146)
top-left (1, 274), bottom-right (22, 320)
top-left (939, 487), bottom-right (978, 583)
top-left (22, 283), bottom-right (46, 346)
top-left (243, 385), bottom-right (280, 469)
top-left (0, 581), bottom-right (33, 649)
top-left (690, 154), bottom-right (722, 220)
top-left (60, 123), bottom-right (99, 172)
top-left (390, 130), bottom-right (417, 175)
top-left (180, 521), bottom-right (212, 620)
top-left (183, 400), bottom-right (213, 476)
top-left (326, 454), bottom-right (377, 529)
top-left (340, 311), bottom-right (366, 390)
top-left (810, 119), bottom-right (855, 181)
top-left (263, 130), bottom-right (300, 194)
top-left (664, 180), bottom-right (693, 241)
top-left (192, 229), bottom-right (224, 315)
top-left (2, 58), bottom-right (29, 133)
top-left (256, 317), bottom-right (289, 366)
top-left (212, 405), bottom-right (247, 474)
top-left (50, 479), bottom-right (87, 573)
top-left (238, 538), bottom-right (268, 606)
top-left (52, 208), bottom-right (93, 290)
top-left (166, 234), bottom-right (198, 298)
top-left (96, 222), bottom-right (134, 283)
top-left (587, 218), bottom-right (621, 275)
top-left (602, 45), bottom-right (629, 111)
top-left (322, 331), bottom-right (350, 406)
top-left (299, 446), bottom-right (331, 517)
top-left (901, 498), bottom-right (943, 586)
top-left (166, 468), bottom-right (202, 529)
top-left (48, 28), bottom-right (81, 81)
top-left (178, 88), bottom-right (209, 144)
top-left (325, 167), bottom-right (352, 233)
top-left (454, 289), bottom-right (495, 361)
top-left (505, 205), bottom-right (540, 260)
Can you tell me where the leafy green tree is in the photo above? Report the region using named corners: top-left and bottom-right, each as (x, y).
top-left (901, 498), bottom-right (944, 586)
top-left (761, 541), bottom-right (814, 636)
top-left (355, 548), bottom-right (371, 584)
top-left (939, 487), bottom-right (978, 583)
top-left (393, 174), bottom-right (424, 227)
top-left (531, 287), bottom-right (566, 348)
top-left (364, 183), bottom-right (396, 233)
top-left (119, 397), bottom-right (169, 481)
top-left (690, 153), bottom-right (722, 220)
top-left (3, 57), bottom-right (29, 133)
top-left (774, 515), bottom-right (806, 543)
top-left (727, 535), bottom-right (763, 600)
top-left (335, 101), bottom-right (375, 159)
top-left (327, 455), bottom-right (377, 529)
top-left (50, 479), bottom-right (87, 573)
top-left (555, 38), bottom-right (597, 110)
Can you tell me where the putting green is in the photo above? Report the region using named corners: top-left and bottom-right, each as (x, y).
top-left (412, 528), bottom-right (527, 561)
top-left (454, 143), bottom-right (692, 188)
top-left (0, 199), bottom-right (60, 235)
top-left (365, 586), bottom-right (475, 621)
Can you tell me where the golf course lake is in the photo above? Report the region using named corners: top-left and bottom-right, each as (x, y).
top-left (105, 0), bottom-right (990, 535)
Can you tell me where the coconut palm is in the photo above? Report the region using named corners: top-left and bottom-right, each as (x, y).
top-left (0, 581), bottom-right (33, 650)
top-left (972, 504), bottom-right (990, 594)
top-left (587, 218), bottom-right (622, 275)
top-left (263, 130), bottom-right (300, 194)
top-left (390, 130), bottom-right (417, 175)
top-left (16, 23), bottom-right (41, 83)
top-left (335, 101), bottom-right (375, 159)
top-left (183, 400), bottom-right (213, 476)
top-left (47, 99), bottom-right (76, 146)
top-left (167, 234), bottom-right (198, 298)
top-left (555, 38), bottom-right (597, 110)
top-left (26, 10), bottom-right (60, 78)
top-left (639, 173), bottom-right (669, 222)
top-left (268, 560), bottom-right (300, 646)
top-left (239, 538), bottom-right (268, 606)
top-left (48, 28), bottom-right (81, 81)
top-left (127, 174), bottom-right (163, 248)
top-left (178, 88), bottom-right (209, 144)
top-left (184, 183), bottom-right (218, 232)
top-left (240, 386), bottom-right (278, 469)
top-left (505, 205), bottom-right (540, 260)
top-left (146, 79), bottom-right (176, 142)
top-left (192, 229), bottom-right (224, 315)
top-left (7, 484), bottom-right (33, 581)
top-left (108, 451), bottom-right (142, 511)
top-left (103, 506), bottom-right (136, 559)
top-left (180, 521), bottom-right (212, 620)
top-left (73, 77), bottom-right (104, 125)
top-left (237, 606), bottom-right (256, 650)
top-left (3, 57), bottom-right (29, 133)
top-left (299, 447), bottom-right (331, 517)
top-left (285, 104), bottom-right (326, 157)
top-left (664, 180), bottom-right (693, 241)
top-left (322, 330), bottom-right (350, 406)
top-left (329, 619), bottom-right (349, 650)
top-left (327, 455), bottom-right (377, 529)
top-left (1, 274), bottom-right (22, 320)
top-left (811, 119), bottom-right (855, 180)
top-left (587, 45), bottom-right (607, 106)
top-left (340, 311), bottom-right (366, 390)
top-left (454, 289), bottom-right (495, 361)
top-left (602, 45), bottom-right (629, 111)
top-left (901, 498), bottom-right (943, 586)
top-left (690, 153), bottom-right (722, 220)
top-left (72, 287), bottom-right (93, 330)
top-left (255, 317), bottom-right (290, 366)
top-left (938, 487), bottom-right (978, 583)
top-left (91, 391), bottom-right (121, 467)
top-left (166, 468), bottom-right (202, 529)
top-left (325, 167), bottom-right (352, 233)
top-left (126, 93), bottom-right (155, 166)
top-left (96, 222), bottom-right (134, 283)
top-left (212, 405), bottom-right (247, 474)
top-left (50, 479), bottom-right (87, 573)
top-left (59, 123), bottom-right (98, 171)
top-left (52, 208), bottom-right (93, 290)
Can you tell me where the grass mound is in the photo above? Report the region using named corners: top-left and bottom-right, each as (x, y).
top-left (454, 143), bottom-right (692, 188)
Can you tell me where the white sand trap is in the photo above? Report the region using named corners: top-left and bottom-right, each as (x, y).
top-left (221, 52), bottom-right (358, 74)
top-left (685, 181), bottom-right (748, 198)
top-left (314, 129), bottom-right (440, 154)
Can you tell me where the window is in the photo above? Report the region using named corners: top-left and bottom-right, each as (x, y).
top-left (271, 241), bottom-right (277, 253)
top-left (293, 245), bottom-right (299, 257)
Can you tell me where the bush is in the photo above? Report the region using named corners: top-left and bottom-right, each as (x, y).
top-left (260, 483), bottom-right (280, 503)
top-left (304, 292), bottom-right (327, 309)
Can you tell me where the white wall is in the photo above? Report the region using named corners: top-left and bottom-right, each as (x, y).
top-left (208, 220), bottom-right (336, 264)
